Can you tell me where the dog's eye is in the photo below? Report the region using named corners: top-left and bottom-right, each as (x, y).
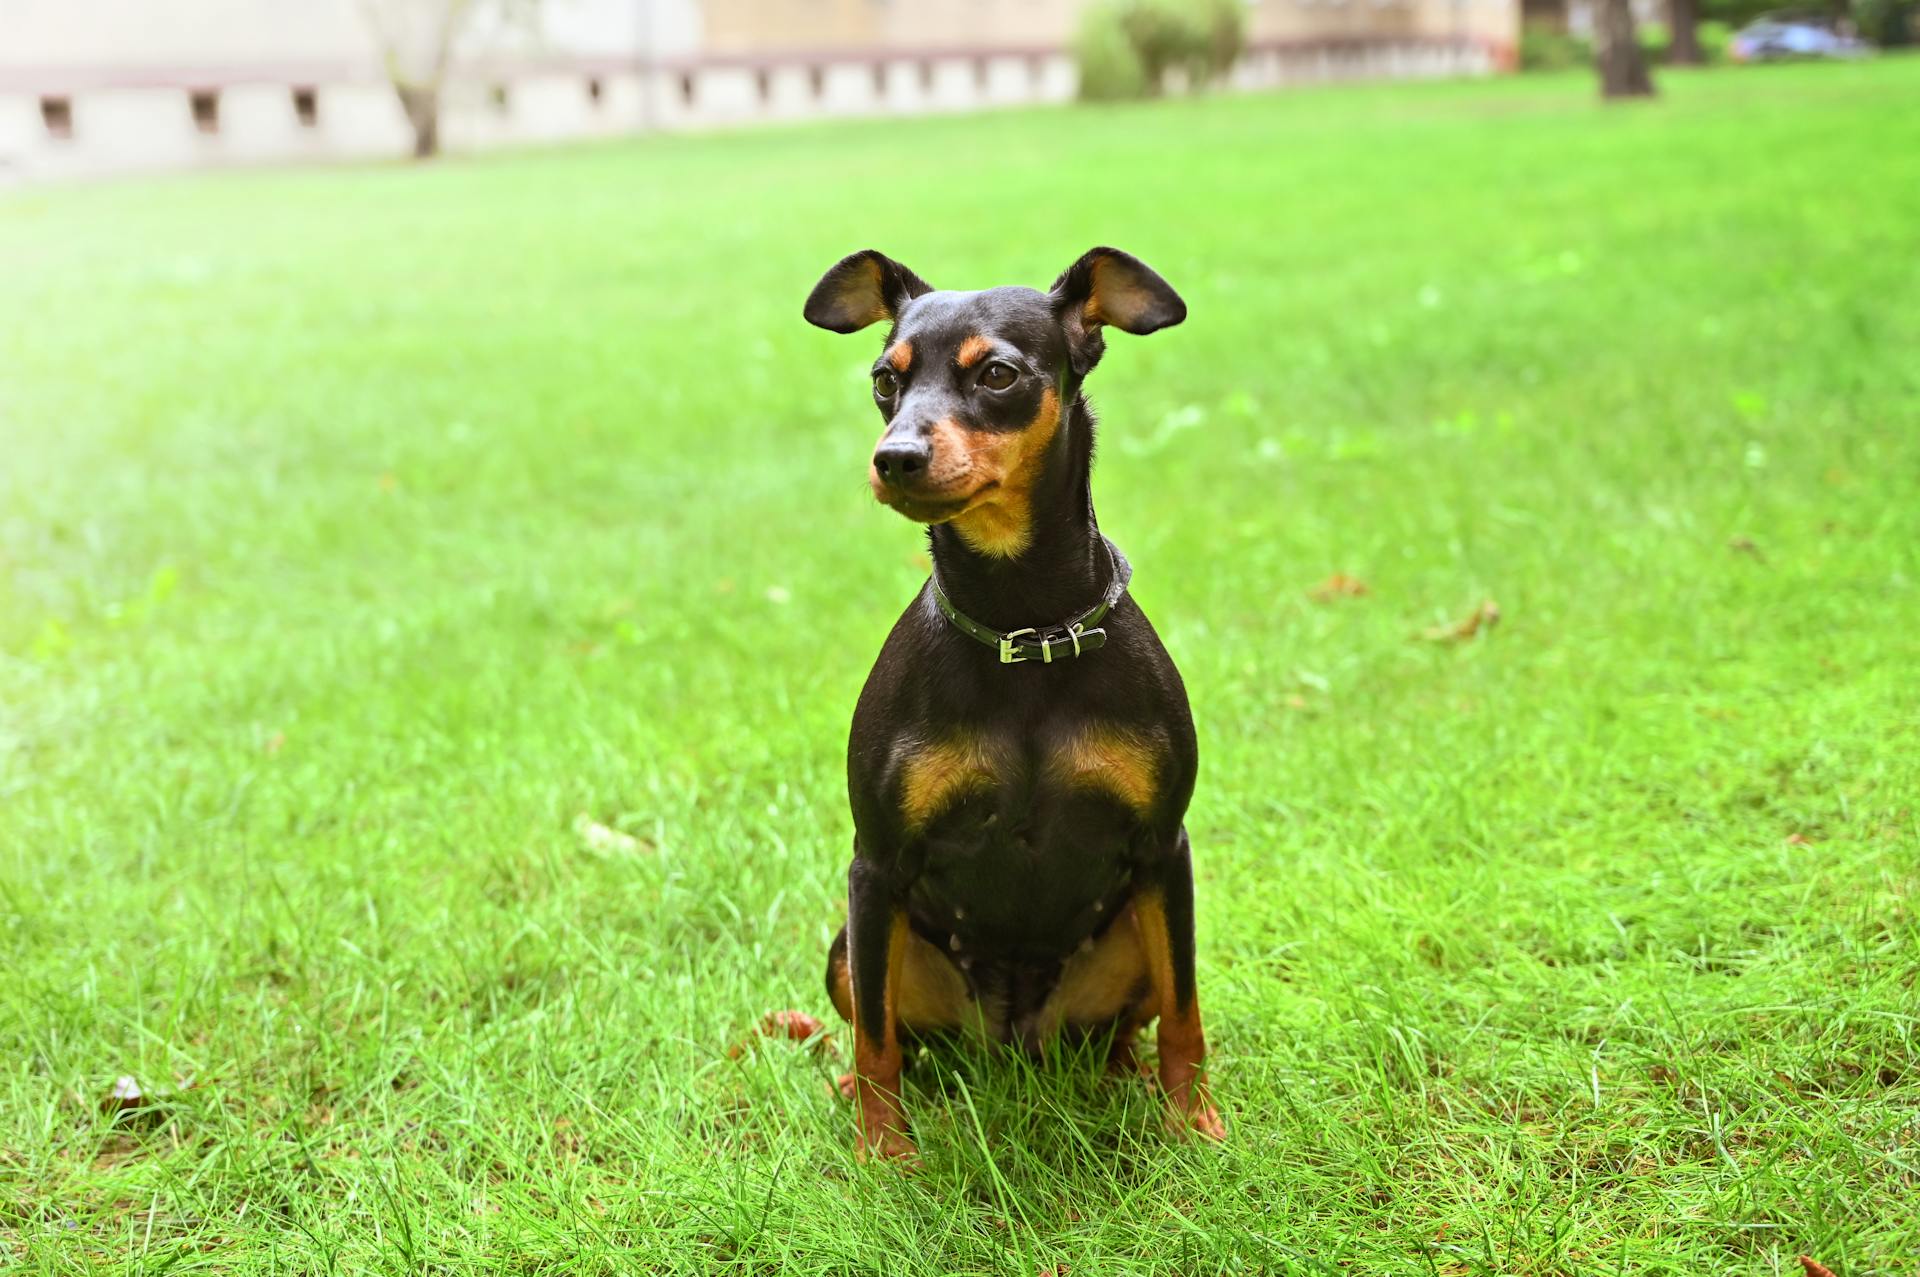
top-left (873, 369), bottom-right (898, 399)
top-left (980, 362), bottom-right (1018, 391)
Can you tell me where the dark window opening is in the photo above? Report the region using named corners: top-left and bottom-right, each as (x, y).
top-left (1028, 55), bottom-right (1047, 87)
top-left (678, 72), bottom-right (696, 105)
top-left (807, 65), bottom-right (825, 98)
top-left (189, 88), bottom-right (220, 135)
top-left (755, 68), bottom-right (772, 103)
top-left (291, 86), bottom-right (318, 128)
top-left (586, 76), bottom-right (604, 107)
top-left (919, 60), bottom-right (935, 91)
top-left (973, 58), bottom-right (991, 90)
top-left (488, 83), bottom-right (510, 113)
top-left (40, 95), bottom-right (73, 140)
top-left (871, 63), bottom-right (887, 95)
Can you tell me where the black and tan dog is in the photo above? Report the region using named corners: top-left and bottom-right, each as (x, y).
top-left (803, 247), bottom-right (1223, 1163)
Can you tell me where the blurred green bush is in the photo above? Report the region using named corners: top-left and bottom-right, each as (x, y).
top-left (1519, 16), bottom-right (1733, 70)
top-left (1076, 0), bottom-right (1247, 100)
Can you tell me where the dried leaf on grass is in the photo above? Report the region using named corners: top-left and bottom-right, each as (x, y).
top-left (1308, 573), bottom-right (1370, 601)
top-left (1420, 599), bottom-right (1500, 643)
top-left (573, 814), bottom-right (652, 858)
top-left (1799, 1257), bottom-right (1838, 1277)
top-left (728, 1009), bottom-right (834, 1059)
top-left (101, 1074), bottom-right (201, 1125)
top-left (102, 1076), bottom-right (143, 1113)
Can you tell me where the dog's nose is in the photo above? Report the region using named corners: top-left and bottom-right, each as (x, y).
top-left (872, 438), bottom-right (930, 487)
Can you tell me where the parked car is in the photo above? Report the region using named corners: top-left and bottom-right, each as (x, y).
top-left (1730, 13), bottom-right (1872, 59)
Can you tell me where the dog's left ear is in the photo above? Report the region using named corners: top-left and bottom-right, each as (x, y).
top-left (1050, 247), bottom-right (1186, 374)
top-left (803, 250), bottom-right (934, 333)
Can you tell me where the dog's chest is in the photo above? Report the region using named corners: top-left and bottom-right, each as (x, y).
top-left (894, 722), bottom-right (1161, 961)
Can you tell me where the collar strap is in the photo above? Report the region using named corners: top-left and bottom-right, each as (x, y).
top-left (930, 539), bottom-right (1133, 665)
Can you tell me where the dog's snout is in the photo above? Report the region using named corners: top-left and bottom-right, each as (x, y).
top-left (872, 438), bottom-right (931, 487)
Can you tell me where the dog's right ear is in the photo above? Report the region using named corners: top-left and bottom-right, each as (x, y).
top-left (803, 251), bottom-right (933, 333)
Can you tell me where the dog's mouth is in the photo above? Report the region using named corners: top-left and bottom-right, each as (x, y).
top-left (878, 482), bottom-right (999, 524)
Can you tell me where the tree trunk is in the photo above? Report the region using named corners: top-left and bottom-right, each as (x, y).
top-left (1668, 0), bottom-right (1703, 62)
top-left (397, 83), bottom-right (440, 159)
top-left (1595, 0), bottom-right (1656, 97)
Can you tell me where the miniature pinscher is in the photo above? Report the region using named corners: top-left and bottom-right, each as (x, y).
top-left (803, 247), bottom-right (1223, 1163)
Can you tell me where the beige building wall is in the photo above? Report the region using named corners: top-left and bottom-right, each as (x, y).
top-left (701, 0), bottom-right (1082, 53)
top-left (0, 0), bottom-right (1512, 183)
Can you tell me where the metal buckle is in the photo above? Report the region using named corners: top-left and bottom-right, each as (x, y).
top-left (998, 627), bottom-right (1038, 664)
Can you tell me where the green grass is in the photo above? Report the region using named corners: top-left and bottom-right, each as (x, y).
top-left (4, 59), bottom-right (1920, 1275)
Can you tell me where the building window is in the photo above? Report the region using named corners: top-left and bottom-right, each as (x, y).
top-left (973, 58), bottom-right (990, 90)
top-left (291, 86), bottom-right (319, 128)
top-left (678, 72), bottom-right (695, 105)
top-left (586, 76), bottom-right (604, 107)
top-left (918, 60), bottom-right (935, 91)
top-left (488, 83), bottom-right (510, 113)
top-left (1028, 55), bottom-right (1047, 88)
top-left (189, 88), bottom-right (220, 135)
top-left (755, 68), bottom-right (772, 103)
top-left (40, 95), bottom-right (73, 141)
top-left (872, 63), bottom-right (887, 95)
top-left (807, 65), bottom-right (825, 98)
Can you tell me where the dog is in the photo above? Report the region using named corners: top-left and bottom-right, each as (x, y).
top-left (803, 247), bottom-right (1223, 1163)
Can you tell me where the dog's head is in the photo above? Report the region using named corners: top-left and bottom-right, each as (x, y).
top-left (803, 248), bottom-right (1184, 556)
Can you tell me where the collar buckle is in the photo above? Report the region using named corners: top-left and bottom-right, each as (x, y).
top-left (998, 627), bottom-right (1038, 664)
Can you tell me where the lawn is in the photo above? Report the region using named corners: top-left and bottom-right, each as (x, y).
top-left (3, 58), bottom-right (1919, 1275)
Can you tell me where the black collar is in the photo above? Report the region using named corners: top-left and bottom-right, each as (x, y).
top-left (929, 538), bottom-right (1133, 665)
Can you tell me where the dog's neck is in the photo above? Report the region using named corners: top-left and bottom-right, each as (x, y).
top-left (926, 394), bottom-right (1109, 634)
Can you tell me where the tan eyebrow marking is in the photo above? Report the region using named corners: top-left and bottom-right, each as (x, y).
top-left (886, 341), bottom-right (914, 372)
top-left (955, 335), bottom-right (992, 369)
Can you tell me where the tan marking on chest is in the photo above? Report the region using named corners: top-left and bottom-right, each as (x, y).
top-left (1047, 727), bottom-right (1160, 816)
top-left (899, 735), bottom-right (1002, 832)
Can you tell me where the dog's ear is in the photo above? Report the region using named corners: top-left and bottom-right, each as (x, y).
top-left (1049, 247), bottom-right (1186, 375)
top-left (803, 250), bottom-right (934, 333)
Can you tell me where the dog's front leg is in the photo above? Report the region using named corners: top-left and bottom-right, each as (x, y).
top-left (845, 857), bottom-right (918, 1164)
top-left (1133, 829), bottom-right (1226, 1141)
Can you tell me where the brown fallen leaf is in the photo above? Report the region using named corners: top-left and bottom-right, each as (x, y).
top-left (728, 1009), bottom-right (834, 1059)
top-left (1729, 535), bottom-right (1764, 558)
top-left (1039, 1265), bottom-right (1071, 1277)
top-left (1420, 599), bottom-right (1500, 643)
top-left (1786, 832), bottom-right (1813, 846)
top-left (103, 1076), bottom-right (143, 1113)
top-left (1308, 573), bottom-right (1370, 602)
top-left (1799, 1256), bottom-right (1837, 1277)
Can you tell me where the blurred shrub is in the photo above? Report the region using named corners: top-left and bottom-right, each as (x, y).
top-left (1638, 20), bottom-right (1672, 61)
top-left (1520, 17), bottom-right (1729, 70)
top-left (1695, 19), bottom-right (1734, 60)
top-left (1855, 0), bottom-right (1915, 45)
top-left (1519, 20), bottom-right (1593, 69)
top-left (1700, 0), bottom-right (1782, 27)
top-left (1076, 0), bottom-right (1246, 100)
top-left (1076, 1), bottom-right (1152, 99)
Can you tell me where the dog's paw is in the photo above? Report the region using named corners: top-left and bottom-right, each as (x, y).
top-left (1164, 1100), bottom-right (1227, 1143)
top-left (855, 1128), bottom-right (920, 1169)
top-left (834, 1071), bottom-right (858, 1101)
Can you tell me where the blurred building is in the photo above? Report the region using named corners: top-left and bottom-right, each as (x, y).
top-left (0, 0), bottom-right (1516, 183)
